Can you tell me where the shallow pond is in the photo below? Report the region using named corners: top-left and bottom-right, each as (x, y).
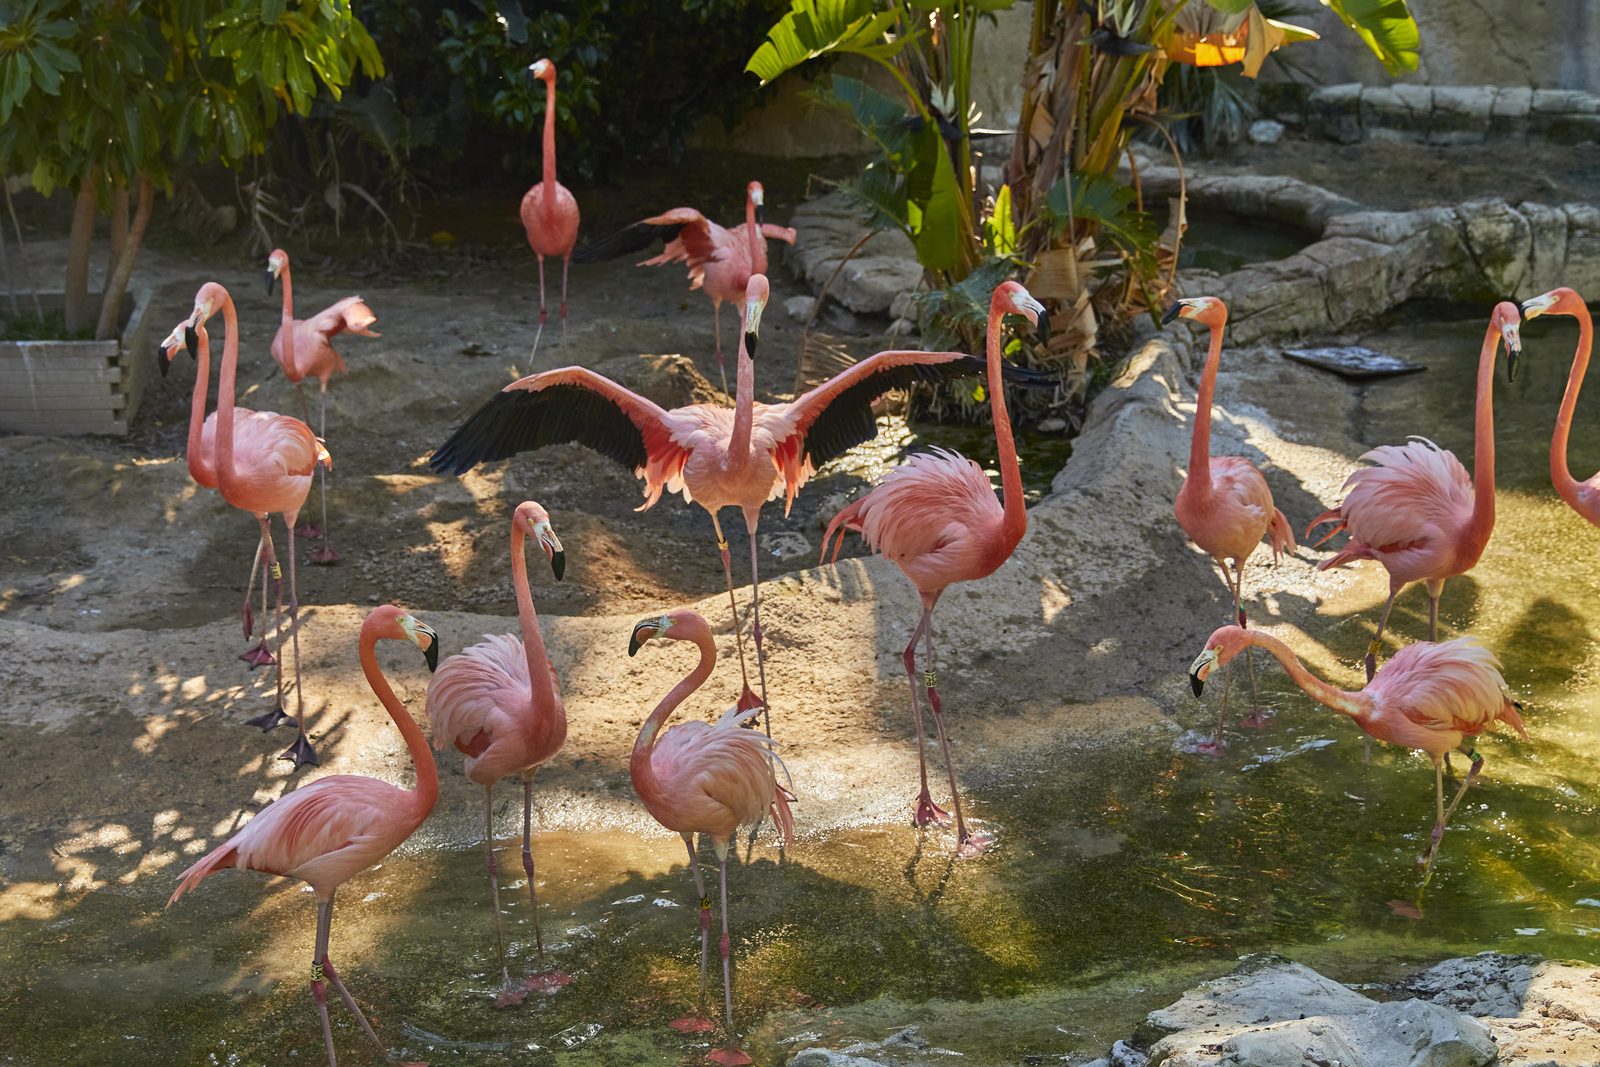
top-left (5, 308), bottom-right (1600, 1065)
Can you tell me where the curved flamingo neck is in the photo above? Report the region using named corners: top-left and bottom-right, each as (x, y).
top-left (540, 76), bottom-right (558, 205)
top-left (1552, 301), bottom-right (1594, 508)
top-left (1187, 314), bottom-right (1225, 488)
top-left (987, 303), bottom-right (1026, 558)
top-left (746, 193), bottom-right (765, 275)
top-left (1466, 318), bottom-right (1501, 555)
top-left (278, 259), bottom-right (297, 371)
top-left (730, 334), bottom-right (755, 462)
top-left (510, 524), bottom-right (560, 722)
top-left (359, 625), bottom-right (439, 816)
top-left (185, 325), bottom-right (215, 486)
top-left (630, 628), bottom-right (716, 804)
top-left (213, 290), bottom-right (243, 495)
top-left (1241, 632), bottom-right (1371, 721)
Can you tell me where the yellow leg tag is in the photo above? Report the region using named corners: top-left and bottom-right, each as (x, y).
top-left (923, 670), bottom-right (937, 689)
top-left (270, 562), bottom-right (283, 580)
top-left (717, 539), bottom-right (729, 551)
top-left (1366, 639), bottom-right (1383, 658)
top-left (699, 896), bottom-right (713, 911)
top-left (310, 960), bottom-right (325, 982)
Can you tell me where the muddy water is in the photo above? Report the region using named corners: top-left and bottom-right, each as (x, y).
top-left (6, 308), bottom-right (1600, 1066)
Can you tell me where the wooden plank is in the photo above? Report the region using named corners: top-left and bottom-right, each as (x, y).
top-left (0, 350), bottom-right (119, 371)
top-left (0, 366), bottom-right (123, 385)
top-left (0, 380), bottom-right (119, 400)
top-left (0, 392), bottom-right (125, 412)
top-left (0, 414), bottom-right (126, 435)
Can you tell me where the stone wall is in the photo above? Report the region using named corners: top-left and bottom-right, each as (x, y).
top-left (1259, 83), bottom-right (1600, 146)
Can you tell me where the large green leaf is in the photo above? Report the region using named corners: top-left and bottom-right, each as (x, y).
top-left (909, 131), bottom-right (963, 271)
top-left (1319, 0), bottom-right (1418, 73)
top-left (1200, 0), bottom-right (1257, 13)
top-left (745, 0), bottom-right (911, 85)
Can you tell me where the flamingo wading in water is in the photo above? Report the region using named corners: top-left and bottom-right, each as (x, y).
top-left (1520, 287), bottom-right (1599, 525)
top-left (431, 273), bottom-right (1040, 736)
top-left (1165, 296), bottom-right (1296, 747)
top-left (1308, 302), bottom-right (1522, 680)
top-left (628, 608), bottom-right (794, 1067)
top-left (266, 247), bottom-right (380, 564)
top-left (426, 501), bottom-right (570, 1005)
top-left (520, 57), bottom-right (580, 362)
top-left (169, 605), bottom-right (440, 1067)
top-left (166, 284), bottom-right (332, 767)
top-left (821, 280), bottom-right (1048, 856)
top-left (1189, 625), bottom-right (1526, 891)
top-left (572, 180), bottom-right (796, 392)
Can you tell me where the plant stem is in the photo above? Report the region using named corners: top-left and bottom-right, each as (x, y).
top-left (95, 178), bottom-right (152, 342)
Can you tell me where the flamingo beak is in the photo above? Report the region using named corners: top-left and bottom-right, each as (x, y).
top-left (158, 345), bottom-right (170, 378)
top-left (743, 298), bottom-right (762, 358)
top-left (535, 521), bottom-right (565, 582)
top-left (1503, 322), bottom-right (1523, 382)
top-left (1161, 301), bottom-right (1188, 326)
top-left (1520, 291), bottom-right (1558, 320)
top-left (265, 269), bottom-right (275, 296)
top-left (402, 617), bottom-right (439, 671)
top-left (1188, 648), bottom-right (1219, 697)
top-left (628, 614), bottom-right (673, 657)
top-left (185, 324), bottom-right (199, 361)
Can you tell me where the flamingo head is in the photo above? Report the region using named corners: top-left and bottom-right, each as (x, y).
top-left (1521, 286), bottom-right (1581, 321)
top-left (369, 605), bottom-right (439, 672)
top-left (528, 58), bottom-right (553, 82)
top-left (748, 180), bottom-right (765, 225)
top-left (1188, 625), bottom-right (1251, 697)
top-left (1491, 300), bottom-right (1523, 382)
top-left (157, 317), bottom-right (199, 378)
top-left (743, 274), bottom-right (769, 357)
top-left (1162, 295), bottom-right (1226, 328)
top-left (190, 283), bottom-right (226, 332)
top-left (514, 500), bottom-right (565, 581)
top-left (265, 249), bottom-right (287, 295)
top-left (995, 280), bottom-right (1049, 342)
top-left (628, 608), bottom-right (709, 657)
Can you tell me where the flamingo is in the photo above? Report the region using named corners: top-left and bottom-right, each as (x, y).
top-left (572, 180), bottom-right (796, 392)
top-left (1308, 302), bottom-right (1523, 681)
top-left (627, 608), bottom-right (794, 1067)
top-left (431, 273), bottom-right (1036, 737)
top-left (1164, 296), bottom-right (1296, 748)
top-left (425, 501), bottom-right (569, 1006)
top-left (820, 280), bottom-right (1048, 857)
top-left (266, 247), bottom-right (380, 564)
top-left (1189, 625), bottom-right (1526, 890)
top-left (164, 284), bottom-right (332, 766)
top-left (1521, 287), bottom-right (1598, 525)
top-left (520, 57), bottom-right (581, 362)
top-left (169, 604), bottom-right (440, 1067)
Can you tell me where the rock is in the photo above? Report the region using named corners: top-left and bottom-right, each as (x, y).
top-left (791, 192), bottom-right (922, 315)
top-left (1141, 955), bottom-right (1374, 1043)
top-left (789, 1026), bottom-right (951, 1067)
top-left (1395, 952), bottom-right (1541, 1017)
top-left (790, 1051), bottom-right (886, 1067)
top-left (786, 295), bottom-right (818, 323)
top-left (889, 292), bottom-right (918, 321)
top-left (1039, 417), bottom-right (1068, 432)
top-left (886, 316), bottom-right (918, 337)
top-left (761, 530), bottom-right (811, 562)
top-left (591, 352), bottom-right (723, 408)
top-left (1246, 119), bottom-right (1284, 145)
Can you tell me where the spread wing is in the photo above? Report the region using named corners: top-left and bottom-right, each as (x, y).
top-left (571, 208), bottom-right (716, 266)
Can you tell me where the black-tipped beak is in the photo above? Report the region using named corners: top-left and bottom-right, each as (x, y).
top-left (551, 548), bottom-right (566, 582)
top-left (743, 330), bottom-right (759, 358)
top-left (158, 346), bottom-right (170, 378)
top-left (628, 621), bottom-right (656, 657)
top-left (1507, 343), bottom-right (1523, 383)
top-left (265, 269), bottom-right (276, 296)
top-left (1190, 667), bottom-right (1205, 698)
top-left (755, 204), bottom-right (766, 226)
top-left (1161, 302), bottom-right (1183, 326)
top-left (417, 623), bottom-right (439, 672)
top-left (184, 325), bottom-right (198, 361)
top-left (1036, 308), bottom-right (1051, 345)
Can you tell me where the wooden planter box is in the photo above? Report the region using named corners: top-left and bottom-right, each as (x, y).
top-left (0, 288), bottom-right (157, 436)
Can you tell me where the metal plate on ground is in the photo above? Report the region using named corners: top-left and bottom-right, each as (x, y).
top-left (1283, 345), bottom-right (1425, 380)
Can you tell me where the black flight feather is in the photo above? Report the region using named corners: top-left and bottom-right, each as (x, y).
top-left (570, 221), bottom-right (688, 265)
top-left (429, 383), bottom-right (648, 476)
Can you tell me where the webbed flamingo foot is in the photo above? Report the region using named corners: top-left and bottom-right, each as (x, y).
top-left (911, 791), bottom-right (951, 828)
top-left (956, 830), bottom-right (996, 858)
top-left (309, 544), bottom-right (342, 565)
top-left (707, 1047), bottom-right (752, 1066)
top-left (244, 705), bottom-right (293, 732)
top-left (239, 642), bottom-right (276, 668)
top-left (295, 522), bottom-right (324, 540)
top-left (523, 969), bottom-right (572, 996)
top-left (1238, 708), bottom-right (1274, 729)
top-left (281, 732), bottom-right (319, 769)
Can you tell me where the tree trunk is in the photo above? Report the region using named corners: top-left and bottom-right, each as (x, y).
top-left (64, 171), bottom-right (98, 334)
top-left (95, 178), bottom-right (152, 342)
top-left (104, 182), bottom-right (129, 292)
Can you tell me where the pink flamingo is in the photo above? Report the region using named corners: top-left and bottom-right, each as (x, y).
top-left (164, 286), bottom-right (332, 766)
top-left (1189, 625), bottom-right (1525, 889)
top-left (820, 281), bottom-right (1048, 857)
top-left (432, 273), bottom-right (1029, 736)
top-left (426, 501), bottom-right (569, 1006)
top-left (573, 180), bottom-right (796, 392)
top-left (627, 608), bottom-right (794, 1067)
top-left (1521, 287), bottom-right (1598, 524)
top-left (169, 604), bottom-right (439, 1067)
top-left (266, 247), bottom-right (380, 564)
top-left (1308, 302), bottom-right (1523, 681)
top-left (520, 57), bottom-right (581, 361)
top-left (1164, 296), bottom-right (1296, 746)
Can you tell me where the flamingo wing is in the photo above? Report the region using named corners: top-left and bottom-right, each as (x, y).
top-left (1337, 438), bottom-right (1473, 552)
top-left (428, 367), bottom-right (692, 505)
top-left (1376, 638), bottom-right (1526, 738)
top-left (571, 208), bottom-right (717, 267)
top-left (427, 634), bottom-right (531, 755)
top-left (651, 709), bottom-right (790, 839)
top-left (303, 296), bottom-right (379, 339)
top-left (759, 223), bottom-right (797, 246)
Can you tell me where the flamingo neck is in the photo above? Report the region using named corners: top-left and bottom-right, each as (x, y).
top-left (987, 304), bottom-right (1026, 559)
top-left (213, 291), bottom-right (243, 493)
top-left (359, 626), bottom-right (439, 817)
top-left (729, 336), bottom-right (755, 462)
top-left (1466, 318), bottom-right (1501, 555)
top-left (1242, 632), bottom-right (1371, 722)
top-left (746, 194), bottom-right (765, 275)
top-left (278, 260), bottom-right (297, 371)
top-left (630, 628), bottom-right (716, 803)
top-left (540, 76), bottom-right (558, 205)
top-left (510, 525), bottom-right (561, 723)
top-left (185, 326), bottom-right (214, 485)
top-left (1552, 301), bottom-right (1594, 507)
top-left (1187, 315), bottom-right (1225, 488)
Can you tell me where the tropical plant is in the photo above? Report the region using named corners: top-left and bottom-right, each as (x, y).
top-left (0, 0), bottom-right (382, 339)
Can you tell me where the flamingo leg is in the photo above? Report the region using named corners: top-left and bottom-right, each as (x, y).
top-left (280, 511), bottom-right (318, 768)
top-left (711, 514), bottom-right (760, 714)
top-left (670, 833), bottom-right (716, 1034)
top-left (706, 843), bottom-right (752, 1067)
top-left (244, 518), bottom-right (292, 731)
top-left (240, 534), bottom-right (275, 667)
top-left (923, 607), bottom-right (990, 856)
top-left (1426, 577), bottom-right (1444, 642)
top-left (311, 896), bottom-right (338, 1067)
top-left (1366, 584), bottom-right (1402, 682)
top-left (521, 773), bottom-right (545, 956)
top-left (559, 255), bottom-right (569, 350)
top-left (1234, 563), bottom-right (1271, 729)
top-left (903, 608), bottom-right (948, 829)
top-left (745, 518), bottom-right (771, 738)
top-left (712, 300), bottom-right (728, 396)
top-left (308, 386), bottom-right (340, 564)
top-left (293, 383), bottom-right (323, 541)
top-left (529, 254), bottom-right (547, 367)
top-left (1419, 749), bottom-right (1482, 895)
top-left (484, 785), bottom-right (512, 991)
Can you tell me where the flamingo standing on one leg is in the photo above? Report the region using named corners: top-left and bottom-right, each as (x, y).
top-left (169, 605), bottom-right (439, 1067)
top-left (627, 608), bottom-right (793, 1067)
top-left (1164, 296), bottom-right (1296, 749)
top-left (431, 273), bottom-right (1039, 737)
top-left (1307, 302), bottom-right (1523, 681)
top-left (266, 247), bottom-right (380, 564)
top-left (189, 281), bottom-right (331, 768)
top-left (426, 501), bottom-right (570, 1006)
top-left (1188, 625), bottom-right (1526, 893)
top-left (820, 281), bottom-right (1049, 857)
top-left (572, 180), bottom-right (796, 392)
top-left (1521, 287), bottom-right (1599, 525)
top-left (520, 58), bottom-right (580, 363)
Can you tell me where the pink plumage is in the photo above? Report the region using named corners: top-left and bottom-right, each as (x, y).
top-left (1520, 287), bottom-right (1600, 526)
top-left (520, 57), bottom-right (580, 357)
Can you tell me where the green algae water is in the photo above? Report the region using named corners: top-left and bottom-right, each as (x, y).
top-left (4, 308), bottom-right (1599, 1065)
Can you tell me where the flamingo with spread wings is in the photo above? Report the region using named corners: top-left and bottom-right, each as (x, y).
top-left (573, 180), bottom-right (795, 391)
top-left (431, 274), bottom-right (1038, 736)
